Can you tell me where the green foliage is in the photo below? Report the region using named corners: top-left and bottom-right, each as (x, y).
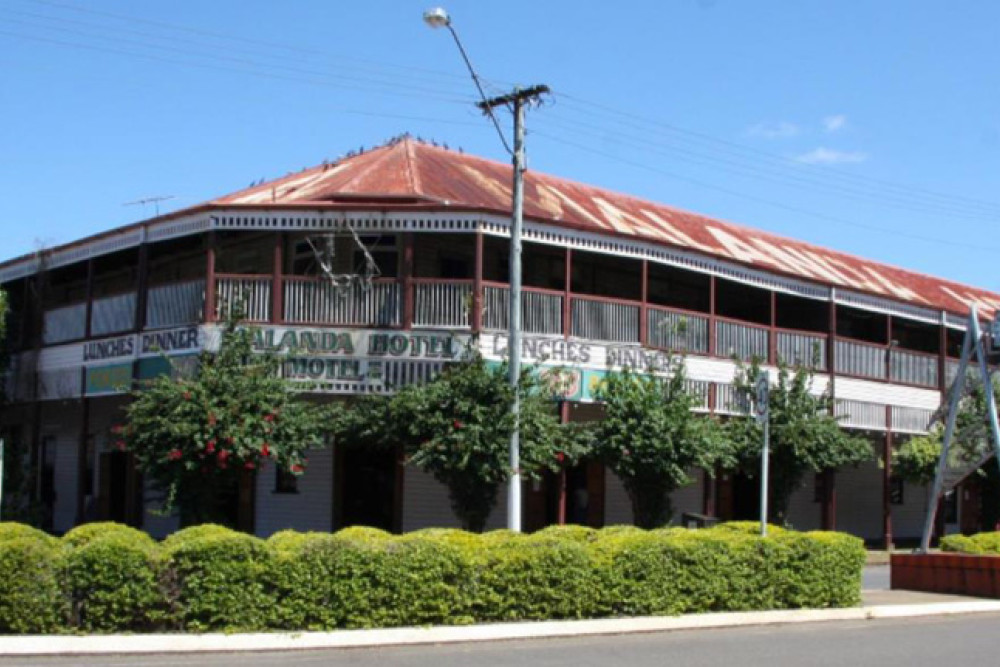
top-left (0, 522), bottom-right (56, 545)
top-left (121, 321), bottom-right (330, 525)
top-left (727, 360), bottom-right (873, 523)
top-left (62, 532), bottom-right (165, 632)
top-left (334, 353), bottom-right (580, 531)
top-left (0, 539), bottom-right (66, 633)
top-left (892, 432), bottom-right (943, 487)
top-left (941, 531), bottom-right (1000, 554)
top-left (0, 521), bottom-right (864, 634)
top-left (165, 531), bottom-right (275, 632)
top-left (62, 522), bottom-right (155, 549)
top-left (590, 365), bottom-right (731, 527)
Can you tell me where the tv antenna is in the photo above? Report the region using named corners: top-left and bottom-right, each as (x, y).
top-left (124, 195), bottom-right (175, 217)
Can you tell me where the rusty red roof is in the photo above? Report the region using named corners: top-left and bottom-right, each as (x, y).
top-left (212, 137), bottom-right (1000, 319)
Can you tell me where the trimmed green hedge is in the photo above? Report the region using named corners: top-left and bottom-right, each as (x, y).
top-left (0, 521), bottom-right (865, 634)
top-left (941, 531), bottom-right (1000, 554)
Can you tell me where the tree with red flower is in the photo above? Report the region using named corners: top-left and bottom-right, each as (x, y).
top-left (118, 319), bottom-right (330, 526)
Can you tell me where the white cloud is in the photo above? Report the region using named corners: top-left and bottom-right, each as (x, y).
top-left (795, 147), bottom-right (868, 165)
top-left (747, 121), bottom-right (800, 139)
top-left (823, 114), bottom-right (847, 133)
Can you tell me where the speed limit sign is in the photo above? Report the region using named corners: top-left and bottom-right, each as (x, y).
top-left (754, 370), bottom-right (769, 424)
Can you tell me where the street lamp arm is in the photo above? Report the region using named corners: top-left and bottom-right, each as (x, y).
top-left (442, 24), bottom-right (513, 156)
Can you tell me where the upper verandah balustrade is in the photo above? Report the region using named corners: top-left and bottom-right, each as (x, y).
top-left (25, 230), bottom-right (958, 392)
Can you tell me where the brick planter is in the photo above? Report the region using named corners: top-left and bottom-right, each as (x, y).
top-left (891, 553), bottom-right (1000, 598)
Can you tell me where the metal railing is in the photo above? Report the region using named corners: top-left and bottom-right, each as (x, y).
top-left (716, 320), bottom-right (769, 361)
top-left (43, 302), bottom-right (87, 344)
top-left (647, 308), bottom-right (709, 354)
top-left (483, 285), bottom-right (563, 335)
top-left (413, 281), bottom-right (472, 328)
top-left (91, 292), bottom-right (136, 336)
top-left (777, 331), bottom-right (827, 370)
top-left (834, 339), bottom-right (886, 380)
top-left (890, 348), bottom-right (939, 388)
top-left (284, 279), bottom-right (400, 326)
top-left (146, 280), bottom-right (205, 329)
top-left (945, 358), bottom-right (961, 389)
top-left (215, 276), bottom-right (272, 322)
top-left (571, 296), bottom-right (639, 343)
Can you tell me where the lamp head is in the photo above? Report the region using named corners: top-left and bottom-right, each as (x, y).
top-left (423, 7), bottom-right (451, 28)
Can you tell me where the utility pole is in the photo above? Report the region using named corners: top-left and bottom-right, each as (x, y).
top-left (478, 85), bottom-right (549, 532)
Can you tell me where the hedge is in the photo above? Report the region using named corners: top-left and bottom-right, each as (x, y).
top-left (0, 521), bottom-right (865, 634)
top-left (941, 531), bottom-right (1000, 555)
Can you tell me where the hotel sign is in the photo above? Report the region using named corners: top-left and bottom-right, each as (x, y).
top-left (248, 327), bottom-right (470, 384)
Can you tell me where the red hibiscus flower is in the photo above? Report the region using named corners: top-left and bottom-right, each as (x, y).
top-left (206, 439), bottom-right (216, 454)
top-left (290, 464), bottom-right (304, 474)
top-left (217, 449), bottom-right (230, 463)
top-left (115, 440), bottom-right (127, 452)
top-left (260, 443), bottom-right (270, 457)
top-left (453, 420), bottom-right (464, 429)
top-left (183, 391), bottom-right (192, 400)
top-left (263, 414), bottom-right (275, 423)
top-left (167, 449), bottom-right (183, 461)
top-left (244, 461), bottom-right (256, 470)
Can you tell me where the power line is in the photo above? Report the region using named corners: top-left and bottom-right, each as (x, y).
top-left (555, 92), bottom-right (1000, 216)
top-left (532, 127), bottom-right (1000, 254)
top-left (536, 110), bottom-right (1000, 222)
top-left (0, 16), bottom-right (477, 103)
top-left (0, 29), bottom-right (475, 106)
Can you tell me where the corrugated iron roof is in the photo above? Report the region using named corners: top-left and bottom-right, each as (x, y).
top-left (213, 137), bottom-right (1000, 319)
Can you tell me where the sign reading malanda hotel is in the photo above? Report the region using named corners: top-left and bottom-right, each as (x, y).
top-left (250, 327), bottom-right (469, 383)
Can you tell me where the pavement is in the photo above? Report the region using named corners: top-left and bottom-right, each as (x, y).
top-left (1, 566), bottom-right (998, 658)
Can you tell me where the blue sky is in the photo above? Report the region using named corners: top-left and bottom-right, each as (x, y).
top-left (1, 0), bottom-right (998, 290)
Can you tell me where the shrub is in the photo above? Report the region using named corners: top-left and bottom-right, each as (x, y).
top-left (0, 522), bottom-right (866, 634)
top-left (62, 522), bottom-right (155, 549)
top-left (165, 533), bottom-right (274, 632)
top-left (941, 531), bottom-right (1000, 555)
top-left (162, 524), bottom-right (239, 550)
top-left (0, 538), bottom-right (66, 633)
top-left (63, 535), bottom-right (165, 632)
top-left (941, 534), bottom-right (982, 554)
top-left (473, 534), bottom-right (597, 621)
top-left (0, 522), bottom-right (56, 545)
top-left (711, 521), bottom-right (787, 536)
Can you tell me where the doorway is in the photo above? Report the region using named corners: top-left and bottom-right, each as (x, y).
top-left (335, 447), bottom-right (399, 531)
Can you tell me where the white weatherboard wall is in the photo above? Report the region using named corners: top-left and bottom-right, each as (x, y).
top-left (255, 447), bottom-right (334, 537)
top-left (44, 401), bottom-right (81, 534)
top-left (785, 481), bottom-right (821, 532)
top-left (834, 458), bottom-right (883, 542)
top-left (893, 480), bottom-right (931, 541)
top-left (401, 466), bottom-right (508, 532)
top-left (604, 471), bottom-right (705, 527)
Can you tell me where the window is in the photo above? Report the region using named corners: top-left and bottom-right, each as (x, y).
top-left (274, 466), bottom-right (299, 494)
top-left (813, 473), bottom-right (825, 503)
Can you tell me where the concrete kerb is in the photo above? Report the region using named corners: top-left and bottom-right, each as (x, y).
top-left (3, 601), bottom-right (1000, 656)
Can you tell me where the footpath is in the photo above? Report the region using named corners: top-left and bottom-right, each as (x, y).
top-left (2, 580), bottom-right (999, 657)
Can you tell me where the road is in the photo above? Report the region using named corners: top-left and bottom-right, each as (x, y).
top-left (2, 613), bottom-right (997, 667)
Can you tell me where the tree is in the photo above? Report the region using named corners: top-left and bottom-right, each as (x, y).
top-left (727, 360), bottom-right (872, 524)
top-left (892, 431), bottom-right (943, 488)
top-left (334, 353), bottom-right (582, 532)
top-left (119, 322), bottom-right (330, 526)
top-left (589, 364), bottom-right (731, 528)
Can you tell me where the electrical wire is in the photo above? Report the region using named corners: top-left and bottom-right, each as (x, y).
top-left (532, 127), bottom-right (1000, 254)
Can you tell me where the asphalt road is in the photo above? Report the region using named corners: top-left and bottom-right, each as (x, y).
top-left (3, 613), bottom-right (999, 667)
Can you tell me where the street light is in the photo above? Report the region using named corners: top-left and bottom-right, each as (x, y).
top-left (424, 7), bottom-right (548, 532)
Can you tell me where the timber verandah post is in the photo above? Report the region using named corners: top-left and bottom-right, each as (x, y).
top-left (401, 233), bottom-right (415, 329)
top-left (204, 231), bottom-right (217, 324)
top-left (271, 232), bottom-right (284, 324)
top-left (76, 258), bottom-right (95, 525)
top-left (822, 290), bottom-right (838, 530)
top-left (472, 228), bottom-right (484, 332)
